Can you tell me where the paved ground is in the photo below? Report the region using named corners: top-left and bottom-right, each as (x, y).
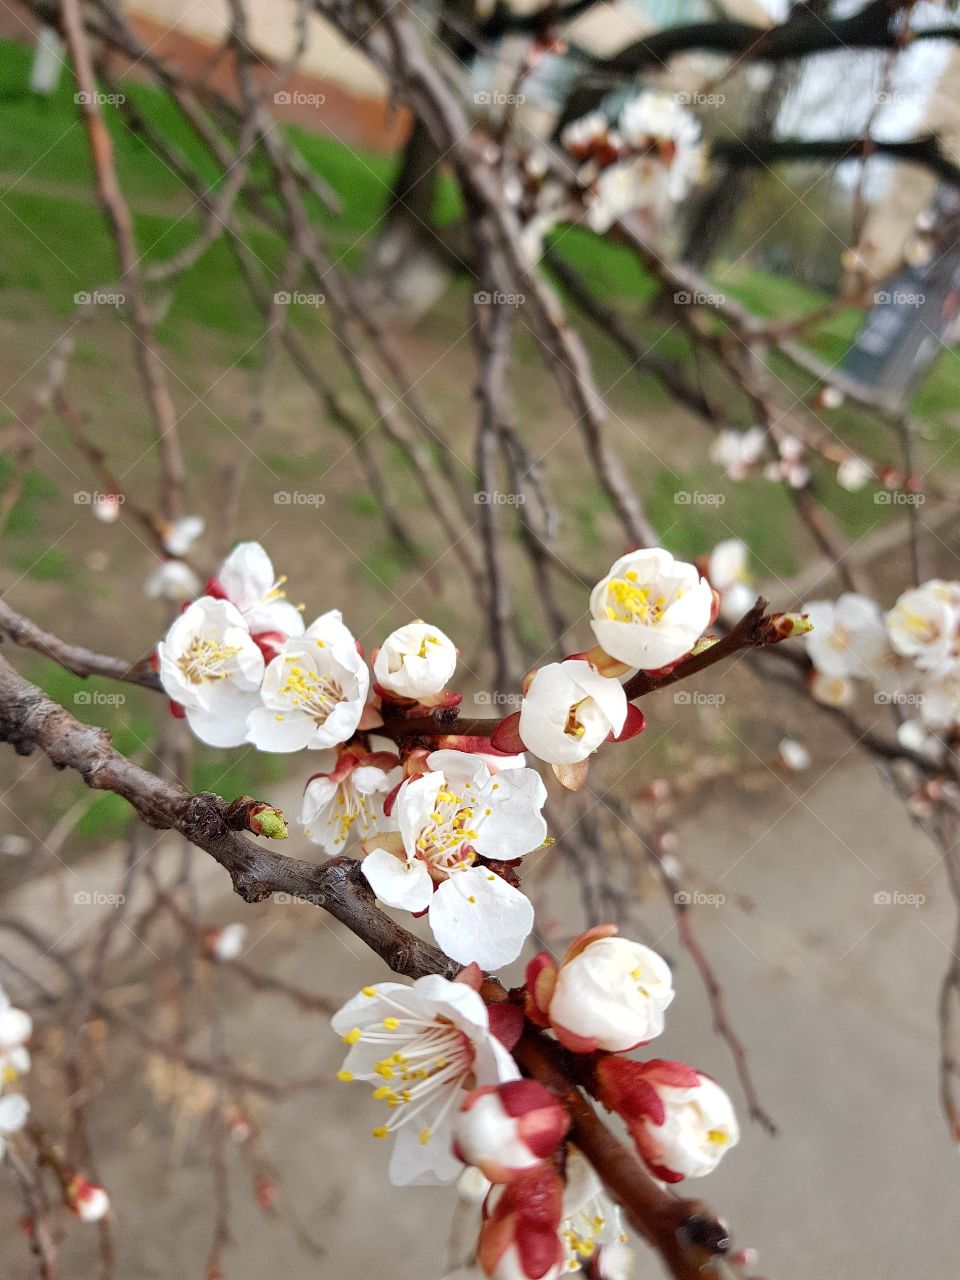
top-left (1, 747), bottom-right (956, 1280)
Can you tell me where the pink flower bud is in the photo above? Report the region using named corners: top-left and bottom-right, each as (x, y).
top-left (454, 1081), bottom-right (570, 1182)
top-left (478, 1164), bottom-right (564, 1280)
top-left (67, 1176), bottom-right (110, 1222)
top-left (597, 1058), bottom-right (738, 1181)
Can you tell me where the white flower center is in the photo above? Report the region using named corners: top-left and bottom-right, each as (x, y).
top-left (280, 657), bottom-right (344, 723)
top-left (415, 781), bottom-right (493, 875)
top-left (330, 778), bottom-right (377, 845)
top-left (177, 635), bottom-right (242, 684)
top-left (342, 997), bottom-right (475, 1148)
top-left (603, 571), bottom-right (674, 625)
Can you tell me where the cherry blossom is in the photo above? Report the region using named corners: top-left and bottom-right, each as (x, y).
top-left (589, 549), bottom-right (713, 671)
top-left (68, 1176), bottom-right (111, 1222)
top-left (0, 983), bottom-right (31, 1085)
top-left (886, 581), bottom-right (960, 671)
top-left (518, 661), bottom-right (628, 766)
top-left (160, 514), bottom-right (205, 556)
top-left (596, 1058), bottom-right (739, 1181)
top-left (300, 745), bottom-right (399, 854)
top-left (210, 541), bottom-right (305, 643)
top-left (526, 928), bottom-right (674, 1054)
top-left (246, 611), bottom-right (369, 752)
top-left (157, 598), bottom-right (265, 747)
top-left (836, 456), bottom-right (873, 492)
top-left (332, 973), bottom-right (518, 1186)
top-left (479, 1163), bottom-right (565, 1280)
top-left (453, 1080), bottom-right (569, 1183)
top-left (559, 1149), bottom-right (630, 1275)
top-left (373, 621), bottom-right (458, 701)
top-left (706, 539), bottom-right (755, 625)
top-left (803, 593), bottom-right (887, 679)
top-left (361, 750), bottom-right (547, 970)
top-left (709, 426), bottom-right (766, 480)
top-left (777, 738), bottom-right (811, 771)
top-left (143, 559), bottom-right (201, 601)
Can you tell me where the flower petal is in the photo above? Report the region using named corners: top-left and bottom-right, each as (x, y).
top-left (362, 849), bottom-right (433, 912)
top-left (429, 870), bottom-right (533, 971)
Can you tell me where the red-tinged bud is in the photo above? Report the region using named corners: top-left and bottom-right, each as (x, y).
top-left (527, 929), bottom-right (674, 1054)
top-left (487, 1002), bottom-right (525, 1051)
top-left (478, 1163), bottom-right (565, 1280)
top-left (169, 699), bottom-right (185, 719)
top-left (597, 1058), bottom-right (739, 1182)
top-left (66, 1175), bottom-right (110, 1223)
top-left (708, 587), bottom-right (721, 626)
top-left (608, 704), bottom-right (645, 744)
top-left (453, 1081), bottom-right (570, 1182)
top-left (256, 1176), bottom-right (276, 1209)
top-left (203, 576), bottom-right (229, 600)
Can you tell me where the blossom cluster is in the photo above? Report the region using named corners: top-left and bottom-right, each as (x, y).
top-left (332, 929), bottom-right (739, 1279)
top-left (801, 579), bottom-right (960, 760)
top-left (509, 92), bottom-right (705, 261)
top-left (156, 542), bottom-right (721, 970)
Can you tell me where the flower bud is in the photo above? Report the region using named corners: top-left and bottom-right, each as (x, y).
top-left (478, 1164), bottom-right (565, 1280)
top-left (67, 1176), bottom-right (110, 1222)
top-left (373, 621), bottom-right (457, 701)
top-left (454, 1081), bottom-right (570, 1182)
top-left (525, 928), bottom-right (674, 1053)
top-left (596, 1058), bottom-right (738, 1181)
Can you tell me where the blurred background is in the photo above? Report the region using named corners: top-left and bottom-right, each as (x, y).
top-left (1, 1), bottom-right (959, 1277)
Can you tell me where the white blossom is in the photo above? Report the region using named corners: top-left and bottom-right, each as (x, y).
top-left (709, 427), bottom-right (766, 480)
top-left (0, 1092), bottom-right (28, 1160)
top-left (246, 611), bottom-right (369, 752)
top-left (332, 974), bottom-right (518, 1186)
top-left (886, 581), bottom-right (960, 671)
top-left (215, 541), bottom-right (304, 639)
top-left (160, 514), bottom-right (204, 556)
top-left (300, 747), bottom-right (398, 854)
top-left (157, 598), bottom-right (264, 747)
top-left (144, 559), bottom-right (201, 601)
top-left (560, 1150), bottom-right (629, 1275)
top-left (518, 661), bottom-right (627, 766)
top-left (361, 750), bottom-right (547, 970)
top-left (374, 621), bottom-right (457, 700)
top-left (589, 549), bottom-right (713, 671)
top-left (836, 456), bottom-right (873, 492)
top-left (632, 1073), bottom-right (739, 1180)
top-left (803, 593), bottom-right (887, 679)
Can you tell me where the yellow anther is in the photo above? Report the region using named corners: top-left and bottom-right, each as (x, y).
top-left (372, 1126), bottom-right (390, 1139)
top-left (383, 1016), bottom-right (400, 1031)
top-left (419, 1128), bottom-right (432, 1146)
top-left (342, 1027), bottom-right (362, 1045)
top-left (362, 986), bottom-right (377, 997)
top-left (336, 1069), bottom-right (354, 1082)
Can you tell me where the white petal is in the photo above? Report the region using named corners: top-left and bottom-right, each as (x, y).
top-left (185, 693), bottom-right (259, 748)
top-left (362, 849), bottom-right (434, 912)
top-left (428, 870), bottom-right (533, 970)
top-left (0, 1092), bottom-right (29, 1134)
top-left (245, 707), bottom-right (317, 753)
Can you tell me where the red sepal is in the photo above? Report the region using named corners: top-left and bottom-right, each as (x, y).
top-left (491, 711), bottom-right (525, 754)
top-left (488, 1001), bottom-right (525, 1050)
top-left (609, 703), bottom-right (646, 743)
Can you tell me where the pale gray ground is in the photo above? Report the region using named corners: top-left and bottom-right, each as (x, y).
top-left (0, 747), bottom-right (954, 1280)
